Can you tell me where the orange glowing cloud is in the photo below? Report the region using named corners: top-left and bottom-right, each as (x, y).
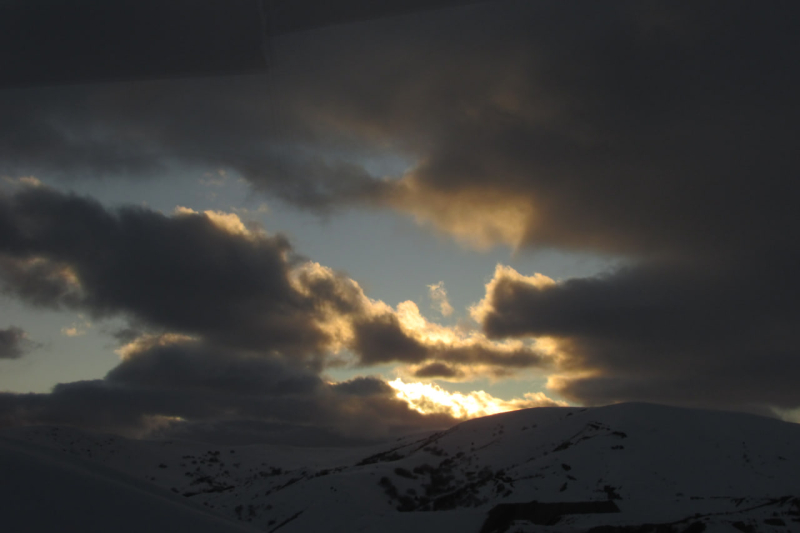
top-left (470, 264), bottom-right (556, 324)
top-left (173, 206), bottom-right (263, 238)
top-left (388, 378), bottom-right (566, 419)
top-left (387, 177), bottom-right (536, 250)
top-left (115, 332), bottom-right (197, 360)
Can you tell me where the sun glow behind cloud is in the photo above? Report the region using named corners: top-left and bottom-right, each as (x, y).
top-left (389, 177), bottom-right (536, 251)
top-left (388, 378), bottom-right (566, 419)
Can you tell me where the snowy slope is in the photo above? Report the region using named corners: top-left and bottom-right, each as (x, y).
top-left (0, 437), bottom-right (261, 533)
top-left (3, 403), bottom-right (799, 532)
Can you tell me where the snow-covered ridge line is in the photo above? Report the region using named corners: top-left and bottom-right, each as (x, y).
top-left (3, 402), bottom-right (800, 532)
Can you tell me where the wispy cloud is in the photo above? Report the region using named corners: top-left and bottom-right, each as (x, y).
top-left (427, 281), bottom-right (454, 317)
top-left (61, 315), bottom-right (91, 337)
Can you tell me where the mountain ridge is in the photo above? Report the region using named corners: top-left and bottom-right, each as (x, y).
top-left (3, 402), bottom-right (799, 532)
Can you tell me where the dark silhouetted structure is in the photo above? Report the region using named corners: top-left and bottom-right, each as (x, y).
top-left (0, 0), bottom-right (490, 87)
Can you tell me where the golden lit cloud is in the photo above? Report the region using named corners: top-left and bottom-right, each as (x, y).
top-left (289, 261), bottom-right (553, 375)
top-left (543, 366), bottom-right (605, 396)
top-left (470, 264), bottom-right (555, 323)
top-left (388, 177), bottom-right (535, 250)
top-left (388, 378), bottom-right (566, 419)
top-left (395, 299), bottom-right (539, 358)
top-left (290, 261), bottom-right (393, 353)
top-left (173, 206), bottom-right (257, 238)
top-left (115, 332), bottom-right (197, 360)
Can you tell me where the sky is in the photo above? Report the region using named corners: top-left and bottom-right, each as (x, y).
top-left (1, 0), bottom-right (799, 444)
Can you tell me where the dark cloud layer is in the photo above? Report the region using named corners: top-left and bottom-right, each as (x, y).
top-left (0, 186), bottom-right (547, 373)
top-left (393, 0), bottom-right (799, 255)
top-left (353, 314), bottom-right (429, 365)
top-left (0, 186), bottom-right (539, 439)
top-left (2, 1), bottom-right (800, 424)
top-left (0, 326), bottom-right (32, 359)
top-left (414, 362), bottom-right (462, 379)
top-left (0, 186), bottom-right (326, 359)
top-left (2, 1), bottom-right (797, 254)
top-left (479, 253), bottom-right (800, 413)
top-left (0, 336), bottom-right (454, 443)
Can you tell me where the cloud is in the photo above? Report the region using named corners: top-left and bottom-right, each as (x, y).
top-left (0, 186), bottom-right (327, 360)
top-left (0, 187), bottom-right (552, 381)
top-left (0, 71), bottom-right (388, 210)
top-left (0, 334), bottom-right (456, 442)
top-left (110, 327), bottom-right (144, 345)
top-left (475, 259), bottom-right (800, 415)
top-left (374, 1), bottom-right (800, 257)
top-left (286, 260), bottom-right (554, 377)
top-left (0, 187), bottom-right (559, 441)
top-left (348, 299), bottom-right (553, 379)
top-left (61, 316), bottom-right (91, 337)
top-left (16, 176), bottom-right (42, 187)
top-left (387, 378), bottom-right (566, 419)
top-left (60, 326), bottom-right (84, 337)
top-left (4, 0), bottom-right (799, 426)
top-left (232, 203), bottom-right (270, 217)
top-left (388, 179), bottom-right (536, 250)
top-left (0, 256), bottom-right (84, 308)
top-left (412, 362), bottom-right (463, 379)
top-left (1, 176), bottom-right (42, 189)
top-left (0, 326), bottom-right (35, 359)
top-left (428, 281), bottom-right (453, 317)
top-left (352, 312), bottom-right (429, 364)
top-left (199, 169), bottom-right (230, 188)
top-left (470, 265), bottom-right (555, 324)
top-left (2, 2), bottom-right (796, 258)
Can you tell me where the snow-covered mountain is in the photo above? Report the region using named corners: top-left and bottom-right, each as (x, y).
top-left (3, 403), bottom-right (799, 532)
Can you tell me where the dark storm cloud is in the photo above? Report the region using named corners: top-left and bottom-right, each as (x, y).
top-left (0, 186), bottom-right (518, 440)
top-left (0, 336), bottom-right (455, 442)
top-left (111, 327), bottom-right (144, 345)
top-left (0, 255), bottom-right (84, 308)
top-left (413, 362), bottom-right (462, 379)
top-left (107, 340), bottom-right (321, 396)
top-left (377, 0), bottom-right (800, 255)
top-left (478, 253), bottom-right (800, 412)
top-left (352, 313), bottom-right (429, 365)
top-left (330, 375), bottom-right (395, 397)
top-left (3, 1), bottom-right (797, 254)
top-left (0, 74), bottom-right (385, 210)
top-left (0, 326), bottom-right (34, 359)
top-left (0, 186), bottom-right (328, 357)
top-left (2, 0), bottom-right (800, 420)
top-left (0, 186), bottom-right (546, 376)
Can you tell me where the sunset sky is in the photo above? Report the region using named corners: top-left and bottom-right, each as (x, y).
top-left (1, 0), bottom-right (799, 443)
